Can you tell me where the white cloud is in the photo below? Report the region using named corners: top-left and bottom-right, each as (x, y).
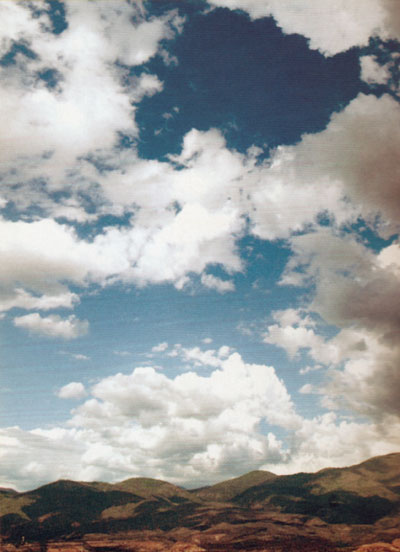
top-left (0, 348), bottom-right (304, 490)
top-left (276, 230), bottom-right (400, 421)
top-left (72, 354), bottom-right (90, 361)
top-left (284, 231), bottom-right (400, 339)
top-left (263, 307), bottom-right (370, 367)
top-left (0, 217), bottom-right (124, 313)
top-left (0, 426), bottom-right (88, 491)
top-left (0, 193), bottom-right (243, 315)
top-left (123, 202), bottom-right (244, 287)
top-left (360, 55), bottom-right (392, 85)
top-left (264, 323), bottom-right (325, 360)
top-left (13, 313), bottom-right (89, 340)
top-left (218, 345), bottom-right (231, 358)
top-left (66, 351), bottom-right (298, 485)
top-left (57, 382), bottom-right (87, 400)
top-left (378, 242), bottom-right (400, 274)
top-left (250, 93), bottom-right (400, 240)
top-left (1, 93), bottom-right (399, 436)
top-left (263, 309), bottom-right (323, 360)
top-left (0, 0), bottom-right (181, 203)
top-left (262, 412), bottom-right (400, 475)
top-left (128, 73), bottom-right (164, 103)
top-left (3, 92), bottom-right (398, 318)
top-left (323, 94), bottom-right (400, 232)
top-left (299, 365), bottom-right (322, 375)
top-left (151, 342), bottom-right (169, 353)
top-left (201, 273), bottom-right (235, 293)
top-left (2, 346), bottom-right (400, 490)
top-left (271, 308), bottom-right (314, 329)
top-left (0, 288), bottom-right (79, 313)
top-left (168, 344), bottom-right (234, 368)
top-left (298, 383), bottom-right (316, 395)
top-left (207, 0), bottom-right (400, 56)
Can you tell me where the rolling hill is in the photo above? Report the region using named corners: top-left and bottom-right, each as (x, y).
top-left (191, 469), bottom-right (277, 502)
top-left (1, 452), bottom-right (399, 551)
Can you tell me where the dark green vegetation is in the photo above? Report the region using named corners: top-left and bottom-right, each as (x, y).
top-left (1, 453), bottom-right (400, 550)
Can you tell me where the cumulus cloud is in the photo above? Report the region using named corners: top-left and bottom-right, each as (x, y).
top-left (79, 351), bottom-right (298, 430)
top-left (360, 55), bottom-right (392, 85)
top-left (265, 308), bottom-right (373, 370)
top-left (201, 273), bottom-right (235, 292)
top-left (165, 93), bottom-right (400, 248)
top-left (2, 346), bottom-right (400, 491)
top-left (96, 128), bottom-right (250, 286)
top-left (0, 349), bottom-right (302, 490)
top-left (299, 365), bottom-right (323, 376)
top-left (168, 344), bottom-right (234, 368)
top-left (0, 91), bottom-right (397, 473)
top-left (0, 0), bottom-right (181, 205)
top-left (0, 217), bottom-right (126, 313)
top-left (207, 0), bottom-right (400, 56)
top-left (57, 382), bottom-right (87, 400)
top-left (0, 145), bottom-right (246, 313)
top-left (274, 230), bottom-right (400, 422)
top-left (13, 313), bottom-right (89, 339)
top-left (151, 342), bottom-right (169, 353)
top-left (2, 90), bottom-right (399, 315)
top-left (0, 426), bottom-right (88, 491)
top-left (0, 288), bottom-right (79, 313)
top-left (124, 202), bottom-right (244, 287)
top-left (251, 93), bottom-right (400, 240)
top-left (283, 231), bottom-right (400, 339)
top-left (264, 322), bottom-right (325, 361)
top-left (262, 412), bottom-right (400, 475)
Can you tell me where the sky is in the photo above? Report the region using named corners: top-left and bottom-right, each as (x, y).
top-left (1, 0), bottom-right (400, 492)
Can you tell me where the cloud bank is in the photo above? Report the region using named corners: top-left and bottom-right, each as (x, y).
top-left (2, 345), bottom-right (400, 491)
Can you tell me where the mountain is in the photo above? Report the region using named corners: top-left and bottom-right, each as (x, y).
top-left (0, 476), bottom-right (198, 543)
top-left (232, 453), bottom-right (400, 524)
top-left (307, 453), bottom-right (400, 499)
top-left (191, 469), bottom-right (277, 502)
top-left (114, 476), bottom-right (195, 501)
top-left (1, 453), bottom-right (399, 552)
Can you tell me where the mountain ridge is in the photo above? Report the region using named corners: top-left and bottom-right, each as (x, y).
top-left (1, 452), bottom-right (399, 551)
top-left (6, 451), bottom-right (400, 495)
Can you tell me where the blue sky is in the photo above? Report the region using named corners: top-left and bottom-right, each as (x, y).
top-left (1, 0), bottom-right (400, 491)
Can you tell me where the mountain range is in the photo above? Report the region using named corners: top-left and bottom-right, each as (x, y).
top-left (1, 452), bottom-right (400, 551)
